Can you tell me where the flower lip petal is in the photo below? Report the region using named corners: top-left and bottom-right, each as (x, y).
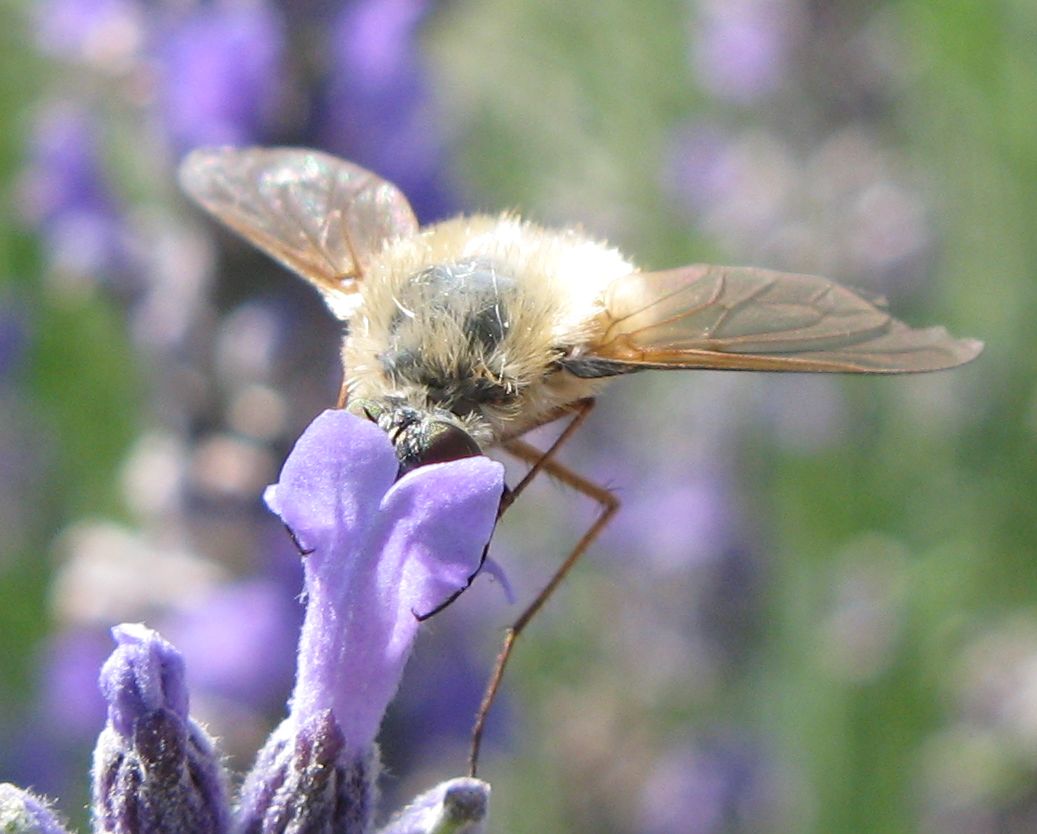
top-left (378, 455), bottom-right (505, 623)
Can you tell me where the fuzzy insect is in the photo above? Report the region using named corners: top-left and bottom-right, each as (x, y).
top-left (179, 146), bottom-right (982, 772)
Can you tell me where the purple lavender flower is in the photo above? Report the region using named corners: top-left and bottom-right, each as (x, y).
top-left (0, 783), bottom-right (72, 834)
top-left (152, 2), bottom-right (285, 152)
top-left (265, 410), bottom-right (502, 747)
top-left (235, 409), bottom-right (503, 833)
top-left (92, 623), bottom-right (230, 834)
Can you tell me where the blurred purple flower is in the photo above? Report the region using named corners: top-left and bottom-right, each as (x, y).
top-left (20, 105), bottom-right (115, 228)
top-left (0, 629), bottom-right (111, 811)
top-left (18, 104), bottom-right (132, 286)
top-left (162, 575), bottom-right (302, 711)
top-left (664, 121), bottom-right (793, 243)
top-left (152, 2), bottom-right (285, 152)
top-left (640, 733), bottom-right (782, 834)
top-left (614, 473), bottom-right (740, 575)
top-left (664, 123), bottom-right (740, 215)
top-left (40, 629), bottom-right (112, 739)
top-left (320, 0), bottom-right (457, 221)
top-left (690, 0), bottom-right (799, 103)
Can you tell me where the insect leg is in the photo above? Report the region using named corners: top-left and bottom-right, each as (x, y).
top-left (469, 423), bottom-right (619, 776)
top-left (336, 377), bottom-right (350, 409)
top-left (496, 397), bottom-right (596, 513)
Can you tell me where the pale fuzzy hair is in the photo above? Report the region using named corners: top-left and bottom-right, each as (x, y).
top-left (342, 213), bottom-right (636, 444)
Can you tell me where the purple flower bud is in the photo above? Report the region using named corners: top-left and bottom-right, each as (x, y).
top-left (233, 712), bottom-right (377, 834)
top-left (379, 778), bottom-right (490, 834)
top-left (0, 784), bottom-right (72, 834)
top-left (92, 624), bottom-right (229, 834)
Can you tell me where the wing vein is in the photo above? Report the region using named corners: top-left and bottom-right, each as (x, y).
top-left (591, 265), bottom-right (982, 374)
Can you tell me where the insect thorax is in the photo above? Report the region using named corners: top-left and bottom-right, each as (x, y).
top-left (379, 256), bottom-right (525, 412)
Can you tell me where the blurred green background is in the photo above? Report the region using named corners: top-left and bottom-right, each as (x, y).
top-left (0, 0), bottom-right (1032, 832)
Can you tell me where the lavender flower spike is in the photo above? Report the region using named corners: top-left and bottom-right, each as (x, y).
top-left (379, 778), bottom-right (490, 834)
top-left (92, 623), bottom-right (229, 834)
top-left (236, 410), bottom-right (503, 834)
top-left (0, 784), bottom-right (72, 834)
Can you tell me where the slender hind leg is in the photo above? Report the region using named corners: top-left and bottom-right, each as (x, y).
top-left (468, 420), bottom-right (620, 776)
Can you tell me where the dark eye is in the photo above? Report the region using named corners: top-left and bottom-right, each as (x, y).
top-left (417, 421), bottom-right (482, 466)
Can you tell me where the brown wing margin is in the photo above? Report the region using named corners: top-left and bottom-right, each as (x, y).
top-left (178, 147), bottom-right (419, 319)
top-left (589, 265), bottom-right (983, 373)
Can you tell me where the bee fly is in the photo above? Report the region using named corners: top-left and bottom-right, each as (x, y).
top-left (179, 146), bottom-right (982, 773)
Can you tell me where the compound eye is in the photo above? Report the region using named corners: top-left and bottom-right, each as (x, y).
top-left (418, 422), bottom-right (482, 467)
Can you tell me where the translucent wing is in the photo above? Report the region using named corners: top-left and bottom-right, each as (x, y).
top-left (178, 147), bottom-right (419, 319)
top-left (584, 265), bottom-right (983, 374)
